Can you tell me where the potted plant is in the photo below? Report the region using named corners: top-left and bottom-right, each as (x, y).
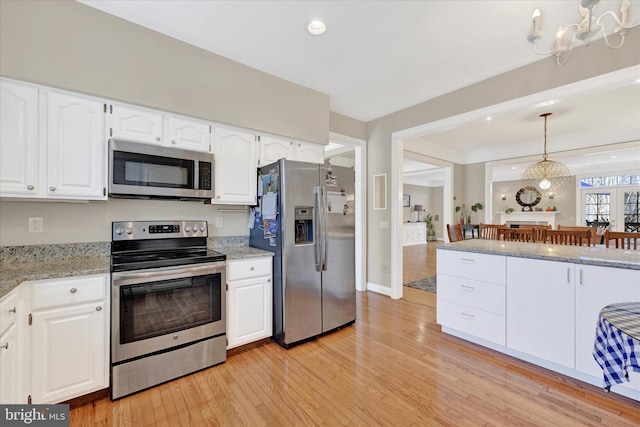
top-left (425, 213), bottom-right (437, 241)
top-left (455, 202), bottom-right (483, 224)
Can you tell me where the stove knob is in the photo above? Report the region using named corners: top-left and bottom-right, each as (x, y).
top-left (192, 225), bottom-right (199, 232)
top-left (185, 226), bottom-right (191, 232)
top-left (115, 228), bottom-right (124, 235)
top-left (125, 227), bottom-right (133, 235)
top-left (200, 226), bottom-right (206, 232)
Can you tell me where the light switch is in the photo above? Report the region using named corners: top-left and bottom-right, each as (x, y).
top-left (380, 221), bottom-right (389, 230)
top-left (28, 217), bottom-right (43, 232)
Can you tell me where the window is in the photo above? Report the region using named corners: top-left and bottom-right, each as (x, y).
top-left (623, 191), bottom-right (639, 232)
top-left (579, 174), bottom-right (640, 232)
top-left (584, 192), bottom-right (610, 227)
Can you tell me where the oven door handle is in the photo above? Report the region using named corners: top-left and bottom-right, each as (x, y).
top-left (112, 263), bottom-right (225, 287)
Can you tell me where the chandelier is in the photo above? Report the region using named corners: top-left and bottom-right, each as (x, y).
top-left (527, 0), bottom-right (640, 65)
top-left (521, 113), bottom-right (572, 198)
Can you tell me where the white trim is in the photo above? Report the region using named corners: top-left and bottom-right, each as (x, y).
top-left (329, 131), bottom-right (367, 292)
top-left (366, 282), bottom-right (393, 297)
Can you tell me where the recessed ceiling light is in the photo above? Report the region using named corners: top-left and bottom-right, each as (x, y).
top-left (308, 20), bottom-right (326, 35)
top-left (611, 155), bottom-right (617, 159)
top-left (486, 116), bottom-right (492, 121)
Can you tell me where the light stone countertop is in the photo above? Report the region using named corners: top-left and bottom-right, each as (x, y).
top-left (0, 256), bottom-right (111, 299)
top-left (439, 239), bottom-right (640, 270)
top-left (0, 245), bottom-right (273, 299)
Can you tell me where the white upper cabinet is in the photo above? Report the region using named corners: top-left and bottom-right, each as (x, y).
top-left (166, 115), bottom-right (211, 152)
top-left (47, 92), bottom-right (105, 199)
top-left (0, 79), bottom-right (40, 197)
top-left (294, 140), bottom-right (325, 164)
top-left (259, 136), bottom-right (295, 166)
top-left (213, 125), bottom-right (257, 205)
top-left (109, 104), bottom-right (164, 145)
top-left (259, 136), bottom-right (325, 165)
top-left (0, 78), bottom-right (106, 201)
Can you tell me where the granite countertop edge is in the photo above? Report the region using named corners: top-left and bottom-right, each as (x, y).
top-left (0, 246), bottom-right (274, 299)
top-left (438, 240), bottom-right (640, 270)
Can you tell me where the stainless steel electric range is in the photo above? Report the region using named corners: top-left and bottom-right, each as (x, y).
top-left (110, 220), bottom-right (226, 400)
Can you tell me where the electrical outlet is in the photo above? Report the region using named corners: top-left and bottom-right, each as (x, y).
top-left (379, 221), bottom-right (389, 230)
top-left (215, 217), bottom-right (223, 228)
top-left (28, 217), bottom-right (43, 233)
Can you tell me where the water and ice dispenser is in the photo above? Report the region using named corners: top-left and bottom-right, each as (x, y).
top-left (294, 207), bottom-right (314, 244)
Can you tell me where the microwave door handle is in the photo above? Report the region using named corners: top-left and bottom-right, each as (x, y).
top-left (194, 160), bottom-right (199, 190)
top-left (314, 187), bottom-right (322, 272)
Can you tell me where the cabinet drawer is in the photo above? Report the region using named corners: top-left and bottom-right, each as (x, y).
top-left (227, 257), bottom-right (272, 282)
top-left (0, 289), bottom-right (19, 336)
top-left (437, 250), bottom-right (506, 284)
top-left (30, 275), bottom-right (107, 310)
top-left (437, 274), bottom-right (505, 315)
top-left (437, 300), bottom-right (505, 345)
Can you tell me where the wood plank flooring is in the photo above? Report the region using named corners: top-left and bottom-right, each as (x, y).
top-left (403, 241), bottom-right (440, 283)
top-left (70, 274), bottom-right (640, 426)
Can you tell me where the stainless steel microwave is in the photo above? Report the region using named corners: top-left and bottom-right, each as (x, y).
top-left (108, 139), bottom-right (213, 201)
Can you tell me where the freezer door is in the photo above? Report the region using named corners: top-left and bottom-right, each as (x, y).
top-left (281, 160), bottom-right (323, 345)
top-left (320, 163), bottom-right (356, 332)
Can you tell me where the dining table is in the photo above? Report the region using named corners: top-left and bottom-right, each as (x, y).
top-left (593, 302), bottom-right (640, 392)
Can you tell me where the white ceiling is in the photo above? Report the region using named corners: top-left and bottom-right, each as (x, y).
top-left (79, 0), bottom-right (640, 181)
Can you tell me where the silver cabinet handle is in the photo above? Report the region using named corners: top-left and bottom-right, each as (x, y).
top-left (155, 136), bottom-right (161, 141)
top-left (0, 343), bottom-right (8, 350)
top-left (460, 285), bottom-right (475, 290)
top-left (95, 306), bottom-right (102, 311)
top-left (171, 139), bottom-right (177, 144)
top-left (461, 312), bottom-right (475, 318)
top-left (579, 269), bottom-right (583, 285)
top-left (567, 267), bottom-right (571, 283)
top-left (69, 288), bottom-right (77, 293)
top-left (8, 307), bottom-right (16, 314)
top-left (49, 186), bottom-right (56, 192)
top-left (27, 185), bottom-right (35, 190)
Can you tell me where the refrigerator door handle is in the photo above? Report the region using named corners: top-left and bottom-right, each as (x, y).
top-left (314, 186), bottom-right (322, 271)
top-left (321, 186), bottom-right (329, 271)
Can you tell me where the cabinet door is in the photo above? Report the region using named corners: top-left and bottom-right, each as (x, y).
top-left (47, 92), bottom-right (106, 199)
top-left (294, 140), bottom-right (325, 164)
top-left (227, 275), bottom-right (272, 349)
top-left (213, 125), bottom-right (257, 205)
top-left (575, 265), bottom-right (640, 391)
top-left (110, 104), bottom-right (163, 145)
top-left (259, 136), bottom-right (294, 166)
top-left (166, 115), bottom-right (211, 152)
top-left (506, 257), bottom-right (575, 368)
top-left (0, 324), bottom-right (21, 404)
top-left (31, 301), bottom-right (108, 404)
top-left (0, 79), bottom-right (40, 197)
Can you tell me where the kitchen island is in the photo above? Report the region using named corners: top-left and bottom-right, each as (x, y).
top-left (437, 239), bottom-right (640, 402)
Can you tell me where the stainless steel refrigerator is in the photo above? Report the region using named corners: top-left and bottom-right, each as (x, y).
top-left (249, 159), bottom-right (356, 348)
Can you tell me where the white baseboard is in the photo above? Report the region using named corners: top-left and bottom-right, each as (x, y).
top-left (366, 282), bottom-right (392, 297)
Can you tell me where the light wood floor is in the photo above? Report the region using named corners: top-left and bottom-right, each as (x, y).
top-left (403, 241), bottom-right (440, 283)
top-left (70, 285), bottom-right (639, 426)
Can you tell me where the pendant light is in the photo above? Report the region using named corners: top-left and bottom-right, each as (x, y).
top-left (521, 113), bottom-right (572, 197)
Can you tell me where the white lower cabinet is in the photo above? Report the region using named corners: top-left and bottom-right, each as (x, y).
top-left (0, 287), bottom-right (23, 404)
top-left (226, 257), bottom-right (273, 349)
top-left (506, 257), bottom-right (575, 368)
top-left (28, 274), bottom-right (109, 404)
top-left (438, 247), bottom-right (640, 401)
top-left (437, 251), bottom-right (506, 345)
top-left (402, 222), bottom-right (426, 246)
top-left (575, 264), bottom-right (640, 392)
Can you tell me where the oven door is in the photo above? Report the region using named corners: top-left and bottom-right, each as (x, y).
top-left (111, 262), bottom-right (226, 363)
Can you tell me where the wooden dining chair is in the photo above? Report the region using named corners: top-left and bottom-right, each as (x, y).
top-left (557, 225), bottom-right (598, 245)
top-left (478, 223), bottom-right (502, 240)
top-left (604, 231), bottom-right (639, 249)
top-left (518, 224), bottom-right (551, 243)
top-left (499, 227), bottom-right (536, 242)
top-left (544, 229), bottom-right (592, 246)
top-left (446, 223), bottom-right (464, 242)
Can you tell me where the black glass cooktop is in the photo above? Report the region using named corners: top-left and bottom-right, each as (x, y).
top-left (111, 248), bottom-right (226, 272)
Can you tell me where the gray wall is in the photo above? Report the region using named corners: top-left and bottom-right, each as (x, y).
top-left (365, 31), bottom-right (640, 288)
top-left (0, 0), bottom-right (334, 246)
top-left (491, 177), bottom-right (578, 226)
